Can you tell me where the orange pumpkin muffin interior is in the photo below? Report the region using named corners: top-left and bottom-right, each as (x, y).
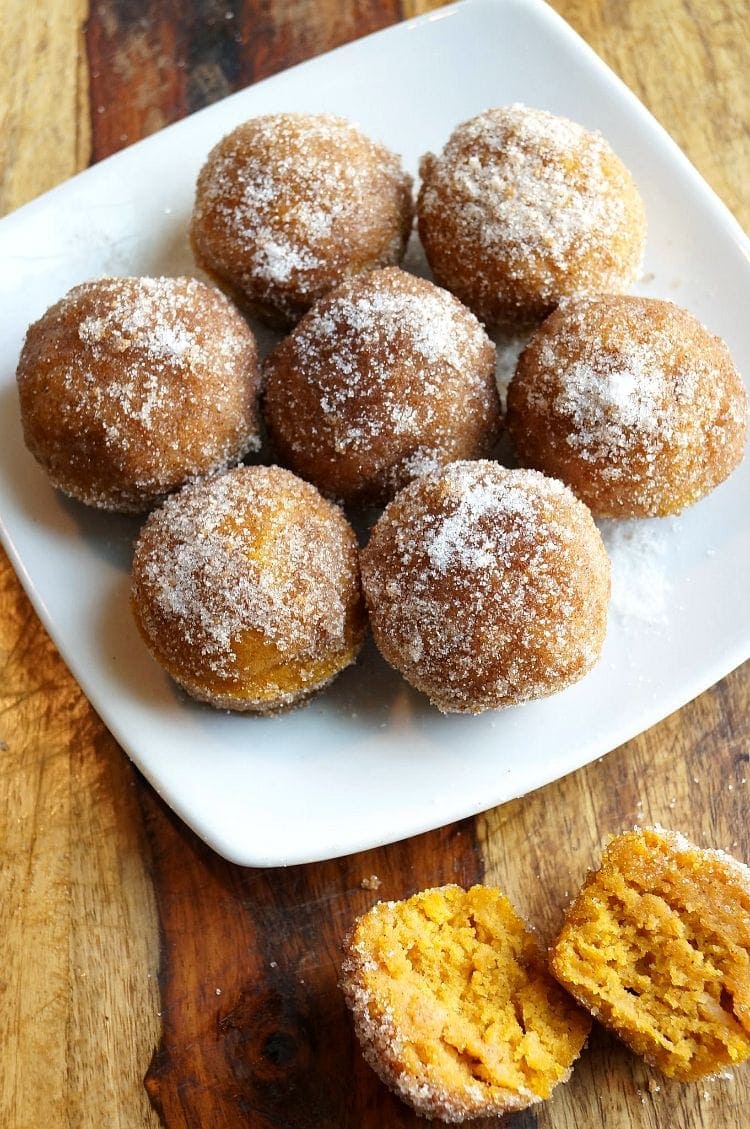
top-left (341, 884), bottom-right (590, 1121)
top-left (550, 827), bottom-right (750, 1081)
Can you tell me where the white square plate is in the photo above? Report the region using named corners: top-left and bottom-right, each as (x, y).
top-left (1, 0), bottom-right (749, 866)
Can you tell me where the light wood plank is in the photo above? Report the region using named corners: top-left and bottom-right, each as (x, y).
top-left (0, 0), bottom-right (91, 212)
top-left (0, 3), bottom-right (161, 1127)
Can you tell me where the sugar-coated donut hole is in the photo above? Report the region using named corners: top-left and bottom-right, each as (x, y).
top-left (417, 104), bottom-right (646, 326)
top-left (191, 112), bottom-right (414, 327)
top-left (263, 267), bottom-right (502, 506)
top-left (360, 461), bottom-right (610, 714)
top-left (506, 295), bottom-right (748, 517)
top-left (131, 465), bottom-right (365, 713)
top-left (16, 276), bottom-right (261, 513)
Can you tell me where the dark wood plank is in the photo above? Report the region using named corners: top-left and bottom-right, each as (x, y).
top-left (86, 0), bottom-right (404, 162)
top-left (141, 790), bottom-right (485, 1129)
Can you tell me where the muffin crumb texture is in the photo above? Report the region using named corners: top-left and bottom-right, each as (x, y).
top-left (550, 827), bottom-right (750, 1080)
top-left (341, 884), bottom-right (590, 1121)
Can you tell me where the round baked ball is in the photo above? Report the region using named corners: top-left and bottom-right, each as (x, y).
top-left (417, 105), bottom-right (646, 326)
top-left (360, 461), bottom-right (610, 713)
top-left (341, 885), bottom-right (591, 1121)
top-left (507, 296), bottom-right (748, 517)
top-left (263, 267), bottom-right (501, 505)
top-left (191, 112), bottom-right (414, 326)
top-left (131, 465), bottom-right (365, 713)
top-left (16, 276), bottom-right (261, 513)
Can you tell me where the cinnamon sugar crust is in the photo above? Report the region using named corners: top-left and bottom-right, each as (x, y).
top-left (191, 112), bottom-right (413, 327)
top-left (417, 104), bottom-right (646, 326)
top-left (263, 267), bottom-right (501, 506)
top-left (507, 295), bottom-right (748, 516)
top-left (360, 461), bottom-right (610, 713)
top-left (131, 465), bottom-right (364, 712)
top-left (16, 276), bottom-right (261, 513)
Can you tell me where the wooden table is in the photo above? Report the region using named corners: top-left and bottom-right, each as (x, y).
top-left (1, 2), bottom-right (749, 1126)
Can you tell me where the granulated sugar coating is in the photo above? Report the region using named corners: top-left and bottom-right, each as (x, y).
top-left (507, 296), bottom-right (748, 517)
top-left (340, 884), bottom-right (591, 1122)
top-left (263, 267), bottom-right (501, 505)
top-left (550, 827), bottom-right (750, 1081)
top-left (600, 519), bottom-right (672, 626)
top-left (417, 105), bottom-right (646, 326)
top-left (16, 276), bottom-right (261, 512)
top-left (131, 465), bottom-right (365, 712)
top-left (360, 461), bottom-right (610, 713)
top-left (191, 113), bottom-right (413, 326)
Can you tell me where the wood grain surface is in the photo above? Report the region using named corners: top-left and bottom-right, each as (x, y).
top-left (1, 1), bottom-right (749, 1127)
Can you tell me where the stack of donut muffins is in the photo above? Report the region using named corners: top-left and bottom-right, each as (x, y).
top-left (15, 106), bottom-right (750, 1121)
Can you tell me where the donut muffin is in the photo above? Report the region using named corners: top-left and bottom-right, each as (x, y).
top-left (191, 113), bottom-right (413, 326)
top-left (16, 276), bottom-right (261, 512)
top-left (417, 105), bottom-right (646, 326)
top-left (131, 465), bottom-right (364, 712)
top-left (263, 267), bottom-right (501, 505)
top-left (341, 884), bottom-right (591, 1121)
top-left (550, 827), bottom-right (750, 1081)
top-left (507, 296), bottom-right (748, 517)
top-left (360, 461), bottom-right (610, 713)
